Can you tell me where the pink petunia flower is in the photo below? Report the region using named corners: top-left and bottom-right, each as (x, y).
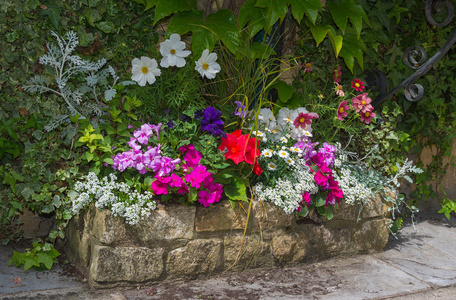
top-left (333, 66), bottom-right (342, 83)
top-left (351, 78), bottom-right (365, 92)
top-left (337, 101), bottom-right (349, 121)
top-left (184, 164), bottom-right (209, 189)
top-left (302, 192), bottom-right (312, 205)
top-left (151, 176), bottom-right (172, 195)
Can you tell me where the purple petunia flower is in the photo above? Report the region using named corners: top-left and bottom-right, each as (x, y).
top-left (234, 101), bottom-right (247, 119)
top-left (194, 109), bottom-right (204, 119)
top-left (166, 119), bottom-right (176, 129)
top-left (200, 107), bottom-right (225, 137)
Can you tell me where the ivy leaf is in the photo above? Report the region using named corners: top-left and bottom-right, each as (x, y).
top-left (96, 21), bottom-right (115, 33)
top-left (153, 0), bottom-right (193, 25)
top-left (239, 0), bottom-right (268, 38)
top-left (205, 10), bottom-right (240, 54)
top-left (255, 0), bottom-right (288, 29)
top-left (327, 0), bottom-right (369, 39)
top-left (369, 1), bottom-right (396, 31)
top-left (36, 252), bottom-right (53, 270)
top-left (287, 0), bottom-right (321, 24)
top-left (339, 32), bottom-right (366, 73)
top-left (40, 3), bottom-right (61, 31)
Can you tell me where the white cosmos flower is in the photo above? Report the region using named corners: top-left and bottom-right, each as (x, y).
top-left (160, 34), bottom-right (191, 68)
top-left (131, 57), bottom-right (161, 86)
top-left (195, 49), bottom-right (220, 79)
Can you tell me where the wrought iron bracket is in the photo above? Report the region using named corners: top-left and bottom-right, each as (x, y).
top-left (370, 0), bottom-right (455, 109)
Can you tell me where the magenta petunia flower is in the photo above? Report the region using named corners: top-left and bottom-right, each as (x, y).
top-left (337, 100), bottom-right (349, 121)
top-left (151, 176), bottom-right (171, 195)
top-left (351, 78), bottom-right (365, 92)
top-left (293, 112), bottom-right (319, 129)
top-left (198, 190), bottom-right (217, 207)
top-left (184, 164), bottom-right (209, 189)
top-left (314, 170), bottom-right (329, 188)
top-left (302, 192), bottom-right (312, 204)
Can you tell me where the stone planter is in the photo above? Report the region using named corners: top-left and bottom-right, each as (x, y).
top-left (65, 195), bottom-right (389, 288)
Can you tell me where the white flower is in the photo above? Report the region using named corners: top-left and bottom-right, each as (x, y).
top-left (290, 147), bottom-right (302, 153)
top-left (252, 130), bottom-right (264, 137)
top-left (280, 136), bottom-right (288, 143)
top-left (261, 149), bottom-right (273, 157)
top-left (303, 130), bottom-right (312, 137)
top-left (278, 150), bottom-right (289, 158)
top-left (267, 162), bottom-right (277, 171)
top-left (285, 157), bottom-right (294, 165)
top-left (131, 57), bottom-right (161, 86)
top-left (159, 34), bottom-right (191, 68)
top-left (195, 49), bottom-right (220, 79)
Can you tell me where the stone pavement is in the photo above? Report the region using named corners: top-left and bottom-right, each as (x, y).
top-left (1, 212), bottom-right (456, 300)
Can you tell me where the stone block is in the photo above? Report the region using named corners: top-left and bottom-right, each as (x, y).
top-left (166, 239), bottom-right (222, 277)
top-left (252, 200), bottom-right (294, 230)
top-left (66, 212), bottom-right (93, 268)
top-left (270, 232), bottom-right (308, 263)
top-left (195, 202), bottom-right (247, 232)
top-left (353, 219), bottom-right (389, 251)
top-left (224, 235), bottom-right (275, 272)
top-left (130, 203), bottom-right (195, 243)
top-left (92, 208), bottom-right (127, 245)
top-left (89, 246), bottom-right (164, 283)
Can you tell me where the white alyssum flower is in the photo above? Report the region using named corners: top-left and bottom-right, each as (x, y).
top-left (159, 34), bottom-right (191, 68)
top-left (131, 56), bottom-right (161, 86)
top-left (71, 172), bottom-right (156, 225)
top-left (195, 49), bottom-right (221, 79)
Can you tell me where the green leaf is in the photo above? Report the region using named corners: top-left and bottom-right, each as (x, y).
top-left (308, 23), bottom-right (343, 57)
top-left (239, 0), bottom-right (268, 38)
top-left (36, 252), bottom-right (53, 270)
top-left (154, 0), bottom-right (193, 25)
top-left (96, 21), bottom-right (115, 33)
top-left (166, 10), bottom-right (202, 34)
top-left (250, 42), bottom-right (276, 60)
top-left (3, 172), bottom-right (17, 194)
top-left (256, 0), bottom-right (288, 29)
top-left (287, 0), bottom-right (321, 24)
top-left (40, 4), bottom-right (61, 30)
top-left (191, 27), bottom-right (218, 60)
top-left (24, 257), bottom-right (39, 271)
top-left (339, 32), bottom-right (366, 72)
top-left (224, 176), bottom-right (248, 202)
top-left (205, 10), bottom-right (240, 54)
top-left (314, 194), bottom-right (326, 207)
top-left (327, 0), bottom-right (369, 38)
top-left (272, 80), bottom-right (295, 103)
top-left (326, 205), bottom-right (334, 220)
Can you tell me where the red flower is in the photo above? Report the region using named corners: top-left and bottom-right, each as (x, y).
top-left (351, 79), bottom-right (365, 92)
top-left (218, 130), bottom-right (248, 165)
top-left (218, 130), bottom-right (261, 168)
top-left (252, 160), bottom-right (263, 176)
top-left (293, 112), bottom-right (319, 129)
top-left (337, 101), bottom-right (349, 121)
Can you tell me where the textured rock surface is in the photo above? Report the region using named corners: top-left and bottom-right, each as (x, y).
top-left (89, 246), bottom-right (164, 283)
top-left (65, 194), bottom-right (389, 287)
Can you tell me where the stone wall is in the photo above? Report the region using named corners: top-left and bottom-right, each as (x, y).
top-left (66, 196), bottom-right (389, 288)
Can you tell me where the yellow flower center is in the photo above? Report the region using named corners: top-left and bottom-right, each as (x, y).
top-left (300, 117), bottom-right (305, 123)
top-left (361, 100), bottom-right (366, 105)
top-left (202, 63), bottom-right (209, 70)
top-left (337, 85), bottom-right (343, 90)
top-left (306, 63), bottom-right (311, 68)
top-left (141, 66), bottom-right (149, 74)
top-left (339, 107), bottom-right (344, 113)
top-left (170, 49), bottom-right (176, 54)
top-left (365, 112), bottom-right (370, 117)
top-left (355, 82), bottom-right (360, 87)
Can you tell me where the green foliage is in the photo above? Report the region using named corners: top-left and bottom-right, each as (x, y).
top-left (8, 242), bottom-right (60, 271)
top-left (438, 194), bottom-right (456, 220)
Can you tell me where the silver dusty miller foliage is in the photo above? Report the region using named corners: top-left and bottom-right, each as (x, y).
top-left (23, 31), bottom-right (120, 132)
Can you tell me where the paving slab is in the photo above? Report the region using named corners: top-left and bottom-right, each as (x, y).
top-left (375, 219), bottom-right (456, 287)
top-left (0, 244), bottom-right (85, 297)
